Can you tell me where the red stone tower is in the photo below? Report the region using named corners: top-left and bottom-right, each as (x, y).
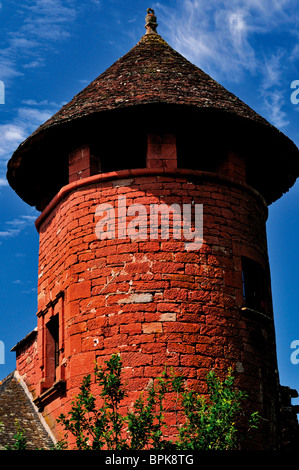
top-left (7, 10), bottom-right (299, 449)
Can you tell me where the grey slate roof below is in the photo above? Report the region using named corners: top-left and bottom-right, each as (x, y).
top-left (0, 372), bottom-right (54, 450)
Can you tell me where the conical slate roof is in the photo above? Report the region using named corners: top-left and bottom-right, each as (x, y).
top-left (6, 13), bottom-right (299, 209)
top-left (21, 33), bottom-right (271, 132)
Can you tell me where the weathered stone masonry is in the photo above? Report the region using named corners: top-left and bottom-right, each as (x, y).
top-left (15, 164), bottom-right (278, 445)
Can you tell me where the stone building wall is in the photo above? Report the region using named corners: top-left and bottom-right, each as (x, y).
top-left (14, 160), bottom-right (281, 449)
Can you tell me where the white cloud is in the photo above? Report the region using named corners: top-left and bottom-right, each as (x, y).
top-left (0, 1), bottom-right (82, 179)
top-left (154, 0), bottom-right (298, 127)
top-left (17, 107), bottom-right (53, 123)
top-left (23, 58), bottom-right (45, 69)
top-left (91, 0), bottom-right (101, 9)
top-left (1, 124), bottom-right (26, 144)
top-left (21, 0), bottom-right (77, 42)
top-left (21, 287), bottom-right (37, 295)
top-left (155, 0), bottom-right (297, 76)
top-left (0, 177), bottom-right (8, 187)
top-left (0, 103), bottom-right (60, 172)
top-left (5, 215), bottom-right (37, 227)
top-left (259, 51), bottom-right (290, 128)
top-left (290, 44), bottom-right (299, 61)
top-left (12, 280), bottom-right (36, 293)
top-left (262, 91), bottom-right (290, 128)
top-left (21, 99), bottom-right (61, 106)
top-left (0, 58), bottom-right (23, 82)
top-left (0, 229), bottom-right (20, 239)
top-left (154, 1), bottom-right (258, 79)
top-left (0, 124), bottom-right (26, 163)
top-left (0, 0), bottom-right (78, 82)
top-left (0, 215), bottom-right (37, 242)
top-left (261, 52), bottom-right (285, 90)
top-left (8, 37), bottom-right (39, 50)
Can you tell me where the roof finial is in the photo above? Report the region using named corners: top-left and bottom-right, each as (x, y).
top-left (145, 8), bottom-right (158, 34)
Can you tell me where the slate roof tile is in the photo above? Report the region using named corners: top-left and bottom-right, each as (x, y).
top-left (6, 21), bottom-right (299, 209)
top-left (0, 372), bottom-right (54, 450)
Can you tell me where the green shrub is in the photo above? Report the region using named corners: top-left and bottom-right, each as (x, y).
top-left (5, 419), bottom-right (27, 450)
top-left (57, 353), bottom-right (259, 450)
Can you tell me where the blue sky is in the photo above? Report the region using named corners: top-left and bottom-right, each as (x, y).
top-left (0, 0), bottom-right (298, 409)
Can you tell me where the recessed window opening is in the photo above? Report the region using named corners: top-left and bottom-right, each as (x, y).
top-left (176, 131), bottom-right (228, 172)
top-left (242, 256), bottom-right (265, 313)
top-left (46, 315), bottom-right (59, 383)
top-left (92, 130), bottom-right (147, 173)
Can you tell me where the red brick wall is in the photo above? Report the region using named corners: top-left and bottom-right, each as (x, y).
top-left (147, 134), bottom-right (177, 169)
top-left (14, 332), bottom-right (38, 396)
top-left (16, 166), bottom-right (280, 449)
top-left (69, 146), bottom-right (101, 183)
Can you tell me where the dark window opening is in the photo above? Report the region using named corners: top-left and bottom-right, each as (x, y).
top-left (176, 131), bottom-right (228, 172)
top-left (242, 257), bottom-right (266, 313)
top-left (46, 315), bottom-right (59, 383)
top-left (91, 130), bottom-right (147, 174)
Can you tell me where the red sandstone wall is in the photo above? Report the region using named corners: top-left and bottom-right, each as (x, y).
top-left (14, 332), bottom-right (38, 395)
top-left (16, 169), bottom-right (280, 448)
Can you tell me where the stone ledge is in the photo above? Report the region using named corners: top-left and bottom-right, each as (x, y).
top-left (35, 168), bottom-right (268, 232)
top-left (33, 379), bottom-right (66, 412)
